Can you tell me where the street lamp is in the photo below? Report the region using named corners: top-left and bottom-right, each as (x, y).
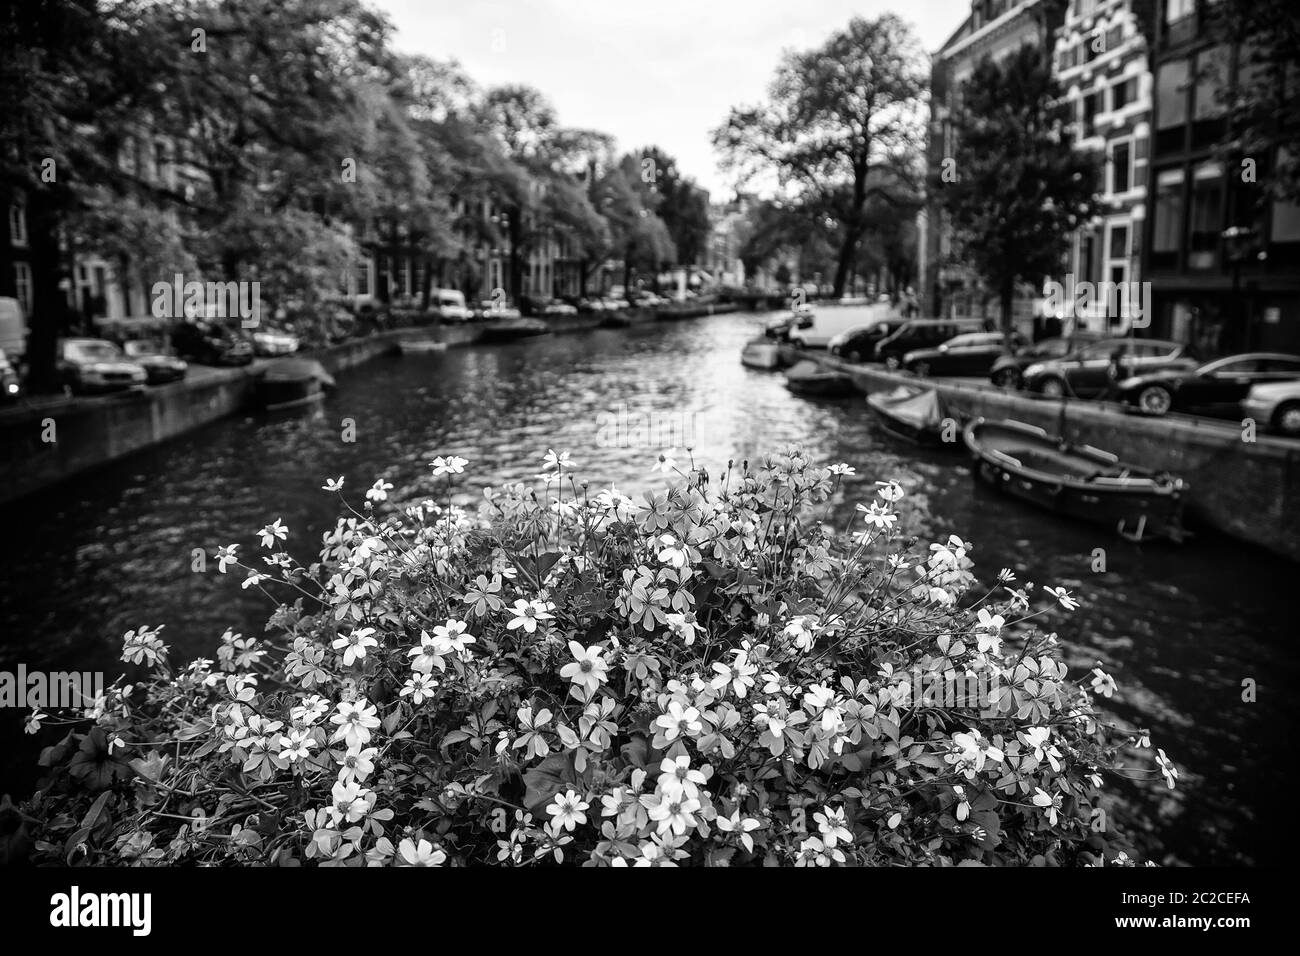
top-left (1222, 225), bottom-right (1257, 351)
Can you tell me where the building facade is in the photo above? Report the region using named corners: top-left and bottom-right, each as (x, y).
top-left (922, 0), bottom-right (1067, 326)
top-left (1052, 0), bottom-right (1153, 334)
top-left (1142, 0), bottom-right (1300, 356)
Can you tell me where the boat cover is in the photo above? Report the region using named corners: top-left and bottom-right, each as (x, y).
top-left (871, 386), bottom-right (944, 431)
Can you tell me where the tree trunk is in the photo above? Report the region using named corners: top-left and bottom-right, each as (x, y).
top-left (999, 280), bottom-right (1015, 335)
top-left (24, 199), bottom-right (70, 393)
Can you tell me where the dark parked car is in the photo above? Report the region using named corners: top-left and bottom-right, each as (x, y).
top-left (1115, 352), bottom-right (1300, 417)
top-left (827, 319), bottom-right (906, 362)
top-left (874, 318), bottom-right (988, 368)
top-left (988, 331), bottom-right (1105, 389)
top-left (1022, 337), bottom-right (1198, 399)
top-left (56, 338), bottom-right (147, 394)
top-left (764, 309), bottom-right (814, 340)
top-left (123, 339), bottom-right (189, 385)
top-left (171, 321), bottom-right (254, 366)
top-left (902, 330), bottom-right (1025, 378)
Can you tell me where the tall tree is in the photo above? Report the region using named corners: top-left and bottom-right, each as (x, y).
top-left (937, 45), bottom-right (1101, 331)
top-left (712, 14), bottom-right (926, 297)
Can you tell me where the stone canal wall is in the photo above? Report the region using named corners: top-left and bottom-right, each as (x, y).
top-left (809, 354), bottom-right (1300, 561)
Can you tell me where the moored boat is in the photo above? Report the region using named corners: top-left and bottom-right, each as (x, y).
top-left (256, 357), bottom-right (335, 412)
top-left (476, 317), bottom-right (551, 342)
top-left (397, 339), bottom-right (448, 354)
top-left (741, 338), bottom-right (782, 370)
top-left (962, 417), bottom-right (1188, 542)
top-left (784, 360), bottom-right (856, 398)
top-left (867, 385), bottom-right (951, 445)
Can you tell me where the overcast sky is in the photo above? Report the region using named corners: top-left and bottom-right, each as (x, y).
top-left (373, 0), bottom-right (971, 200)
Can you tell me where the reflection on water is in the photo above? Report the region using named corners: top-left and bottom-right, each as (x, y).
top-left (2, 313), bottom-right (1295, 864)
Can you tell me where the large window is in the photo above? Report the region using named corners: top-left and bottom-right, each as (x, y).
top-left (8, 204), bottom-right (26, 246)
top-left (1165, 0), bottom-right (1195, 24)
top-left (1157, 59), bottom-right (1189, 128)
top-left (1110, 140), bottom-right (1132, 194)
top-left (1111, 76), bottom-right (1137, 111)
top-left (1188, 161), bottom-right (1224, 266)
top-left (1193, 45), bottom-right (1228, 119)
top-left (1153, 168), bottom-right (1186, 253)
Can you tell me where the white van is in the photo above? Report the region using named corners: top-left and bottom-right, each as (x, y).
top-left (432, 289), bottom-right (471, 323)
top-left (788, 299), bottom-right (897, 348)
top-left (0, 296), bottom-right (26, 358)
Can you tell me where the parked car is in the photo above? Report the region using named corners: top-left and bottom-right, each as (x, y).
top-left (828, 319), bottom-right (907, 362)
top-left (541, 300), bottom-right (578, 317)
top-left (1022, 337), bottom-right (1198, 399)
top-left (988, 331), bottom-right (1105, 389)
top-left (1115, 352), bottom-right (1300, 417)
top-left (0, 347), bottom-right (23, 401)
top-left (902, 330), bottom-right (1024, 378)
top-left (56, 338), bottom-right (147, 394)
top-left (0, 296), bottom-right (25, 359)
top-left (251, 328), bottom-right (300, 357)
top-left (171, 321), bottom-right (254, 366)
top-left (432, 289), bottom-right (473, 323)
top-left (790, 300), bottom-right (897, 349)
top-left (122, 339), bottom-right (189, 384)
top-left (874, 318), bottom-right (988, 368)
top-left (1242, 380), bottom-right (1300, 436)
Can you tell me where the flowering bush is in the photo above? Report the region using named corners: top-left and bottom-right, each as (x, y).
top-left (18, 450), bottom-right (1173, 866)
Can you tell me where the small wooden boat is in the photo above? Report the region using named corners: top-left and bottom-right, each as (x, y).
top-left (397, 339), bottom-right (448, 354)
top-left (256, 358), bottom-right (335, 412)
top-left (741, 338), bottom-right (782, 370)
top-left (963, 418), bottom-right (1188, 543)
top-left (867, 385), bottom-right (951, 445)
top-left (784, 360), bottom-right (856, 398)
top-left (477, 317), bottom-right (551, 342)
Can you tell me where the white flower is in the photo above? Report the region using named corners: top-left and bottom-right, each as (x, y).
top-left (1155, 748), bottom-right (1179, 789)
top-left (546, 789), bottom-right (589, 831)
top-left (716, 809), bottom-right (762, 852)
top-left (257, 518), bottom-right (287, 549)
top-left (646, 793), bottom-right (700, 837)
top-left (656, 755), bottom-right (707, 799)
top-left (366, 478), bottom-right (394, 502)
top-left (558, 640), bottom-right (609, 695)
top-left (400, 672), bottom-right (439, 705)
top-left (781, 616), bottom-right (817, 652)
top-left (25, 709), bottom-right (48, 734)
top-left (651, 448), bottom-right (678, 474)
top-left (1032, 787), bottom-right (1062, 825)
top-left (430, 455), bottom-right (468, 477)
top-left (656, 533), bottom-right (689, 568)
top-left (654, 701), bottom-right (703, 741)
top-left (1090, 665), bottom-right (1117, 698)
top-left (828, 463), bottom-right (856, 476)
top-left (542, 449), bottom-right (574, 472)
top-left (857, 501), bottom-right (897, 531)
top-left (330, 699), bottom-right (380, 749)
top-left (332, 627), bottom-right (378, 667)
top-left (664, 611), bottom-right (701, 645)
top-left (1043, 585), bottom-right (1080, 610)
top-left (398, 837), bottom-right (446, 866)
top-left (322, 476), bottom-right (344, 492)
top-left (814, 806), bottom-right (853, 847)
top-left (875, 480), bottom-right (904, 502)
top-left (506, 599), bottom-right (555, 634)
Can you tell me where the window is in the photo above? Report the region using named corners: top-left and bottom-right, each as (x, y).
top-left (1272, 199), bottom-right (1300, 242)
top-left (1153, 168), bottom-right (1185, 252)
top-left (8, 204), bottom-right (27, 246)
top-left (1157, 59), bottom-right (1189, 129)
top-left (1109, 224), bottom-right (1130, 260)
top-left (13, 262), bottom-right (33, 314)
top-left (1188, 161), bottom-right (1224, 264)
top-left (1194, 45), bottom-right (1228, 119)
top-left (1111, 76), bottom-right (1137, 111)
top-left (1110, 140), bottom-right (1132, 194)
top-left (1165, 0), bottom-right (1194, 25)
top-left (1083, 90), bottom-right (1103, 135)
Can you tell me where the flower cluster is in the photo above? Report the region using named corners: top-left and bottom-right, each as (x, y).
top-left (19, 450), bottom-right (1169, 866)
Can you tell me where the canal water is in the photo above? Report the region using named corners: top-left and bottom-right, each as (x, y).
top-left (2, 311), bottom-right (1294, 865)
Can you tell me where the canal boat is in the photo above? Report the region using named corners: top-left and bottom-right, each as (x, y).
top-left (397, 339), bottom-right (449, 354)
top-left (476, 317), bottom-right (551, 342)
top-left (784, 360), bottom-right (857, 398)
top-left (256, 358), bottom-right (335, 412)
top-left (962, 417), bottom-right (1188, 543)
top-left (741, 337), bottom-right (782, 370)
top-left (867, 384), bottom-right (950, 445)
